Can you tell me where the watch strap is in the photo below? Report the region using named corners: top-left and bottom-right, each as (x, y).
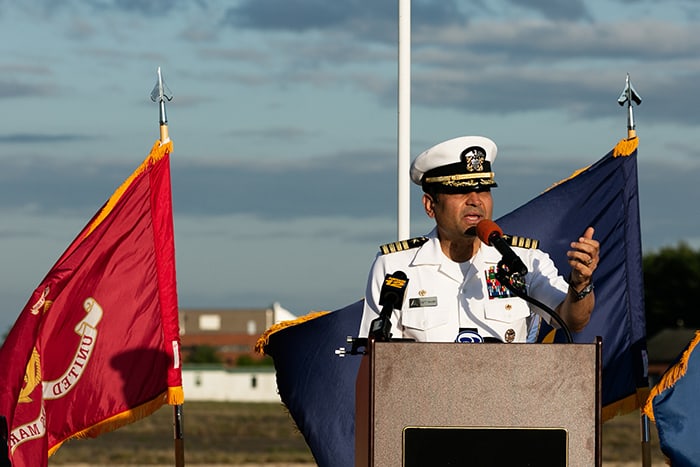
top-left (571, 282), bottom-right (594, 300)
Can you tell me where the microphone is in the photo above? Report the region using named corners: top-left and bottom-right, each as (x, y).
top-left (369, 271), bottom-right (409, 341)
top-left (476, 220), bottom-right (528, 276)
top-left (378, 271), bottom-right (409, 309)
top-left (476, 220), bottom-right (574, 343)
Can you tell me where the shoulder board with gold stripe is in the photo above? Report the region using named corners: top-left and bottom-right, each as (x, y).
top-left (379, 236), bottom-right (429, 255)
top-left (502, 234), bottom-right (539, 250)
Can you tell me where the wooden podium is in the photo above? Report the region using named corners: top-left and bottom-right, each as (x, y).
top-left (355, 339), bottom-right (602, 467)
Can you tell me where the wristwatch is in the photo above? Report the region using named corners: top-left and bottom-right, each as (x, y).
top-left (571, 282), bottom-right (594, 300)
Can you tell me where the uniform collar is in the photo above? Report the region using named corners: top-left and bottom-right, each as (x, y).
top-left (413, 227), bottom-right (482, 282)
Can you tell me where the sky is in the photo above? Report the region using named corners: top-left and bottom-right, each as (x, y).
top-left (1, 0), bottom-right (699, 332)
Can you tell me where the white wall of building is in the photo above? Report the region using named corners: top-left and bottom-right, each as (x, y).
top-left (182, 366), bottom-right (281, 403)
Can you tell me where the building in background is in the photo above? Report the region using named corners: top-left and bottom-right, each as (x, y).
top-left (181, 364), bottom-right (279, 402)
top-left (179, 302), bottom-right (296, 366)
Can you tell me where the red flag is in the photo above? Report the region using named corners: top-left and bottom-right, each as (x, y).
top-left (0, 140), bottom-right (183, 466)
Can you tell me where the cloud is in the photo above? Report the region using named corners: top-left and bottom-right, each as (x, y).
top-left (221, 0), bottom-right (465, 36)
top-left (227, 126), bottom-right (317, 142)
top-left (25, 0), bottom-right (190, 16)
top-left (0, 133), bottom-right (93, 143)
top-left (0, 80), bottom-right (55, 99)
top-left (106, 0), bottom-right (183, 15)
top-left (0, 149), bottom-right (398, 219)
top-left (180, 11), bottom-right (700, 127)
top-left (222, 0), bottom-right (358, 31)
top-left (506, 0), bottom-right (591, 21)
top-left (405, 19), bottom-right (700, 124)
top-left (170, 151), bottom-right (398, 219)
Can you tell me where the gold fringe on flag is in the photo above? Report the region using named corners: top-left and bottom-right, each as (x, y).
top-left (602, 387), bottom-right (650, 423)
top-left (255, 311), bottom-right (331, 355)
top-left (48, 390), bottom-right (170, 457)
top-left (84, 139), bottom-right (173, 238)
top-left (544, 165), bottom-right (591, 192)
top-left (544, 136), bottom-right (639, 192)
top-left (642, 330), bottom-right (700, 422)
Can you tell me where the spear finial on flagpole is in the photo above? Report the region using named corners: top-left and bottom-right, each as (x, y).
top-left (617, 73), bottom-right (642, 139)
top-left (150, 66), bottom-right (173, 144)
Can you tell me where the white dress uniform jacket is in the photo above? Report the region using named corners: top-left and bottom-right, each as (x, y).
top-left (359, 228), bottom-right (569, 343)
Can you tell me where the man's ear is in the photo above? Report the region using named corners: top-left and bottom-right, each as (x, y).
top-left (422, 193), bottom-right (435, 218)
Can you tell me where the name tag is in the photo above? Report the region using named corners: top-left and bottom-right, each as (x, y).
top-left (409, 297), bottom-right (438, 308)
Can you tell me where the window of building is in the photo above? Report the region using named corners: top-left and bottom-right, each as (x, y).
top-left (247, 320), bottom-right (257, 335)
top-left (199, 314), bottom-right (221, 331)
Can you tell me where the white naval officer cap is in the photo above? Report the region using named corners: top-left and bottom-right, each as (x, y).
top-left (410, 136), bottom-right (498, 193)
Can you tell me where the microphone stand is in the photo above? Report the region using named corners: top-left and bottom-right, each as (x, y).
top-left (495, 261), bottom-right (574, 344)
top-left (337, 305), bottom-right (415, 357)
top-left (368, 303), bottom-right (394, 342)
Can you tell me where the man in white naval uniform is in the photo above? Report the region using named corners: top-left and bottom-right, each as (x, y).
top-left (358, 136), bottom-right (599, 343)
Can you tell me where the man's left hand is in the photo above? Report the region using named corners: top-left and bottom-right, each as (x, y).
top-left (567, 226), bottom-right (599, 289)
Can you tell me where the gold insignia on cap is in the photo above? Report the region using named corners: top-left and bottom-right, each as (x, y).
top-left (423, 172), bottom-right (495, 188)
top-left (504, 329), bottom-right (516, 343)
top-left (463, 146), bottom-right (486, 172)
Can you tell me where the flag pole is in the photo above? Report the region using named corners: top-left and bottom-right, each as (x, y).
top-left (150, 66), bottom-right (183, 467)
top-left (397, 0), bottom-right (411, 241)
top-left (618, 73), bottom-right (649, 467)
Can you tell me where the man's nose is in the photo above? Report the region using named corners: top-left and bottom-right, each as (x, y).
top-left (464, 192), bottom-right (481, 205)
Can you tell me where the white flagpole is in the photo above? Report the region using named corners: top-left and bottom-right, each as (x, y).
top-left (397, 0), bottom-right (411, 240)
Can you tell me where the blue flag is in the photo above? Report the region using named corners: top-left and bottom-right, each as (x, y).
top-left (256, 303), bottom-right (363, 467)
top-left (257, 137), bottom-right (648, 466)
top-left (643, 331), bottom-right (700, 466)
top-left (498, 137), bottom-right (649, 419)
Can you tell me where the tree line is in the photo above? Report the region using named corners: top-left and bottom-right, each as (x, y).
top-left (643, 242), bottom-right (700, 338)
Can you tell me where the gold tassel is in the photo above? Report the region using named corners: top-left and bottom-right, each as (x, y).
top-left (167, 385), bottom-right (185, 405)
top-left (254, 311), bottom-right (331, 355)
top-left (613, 136), bottom-right (639, 158)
